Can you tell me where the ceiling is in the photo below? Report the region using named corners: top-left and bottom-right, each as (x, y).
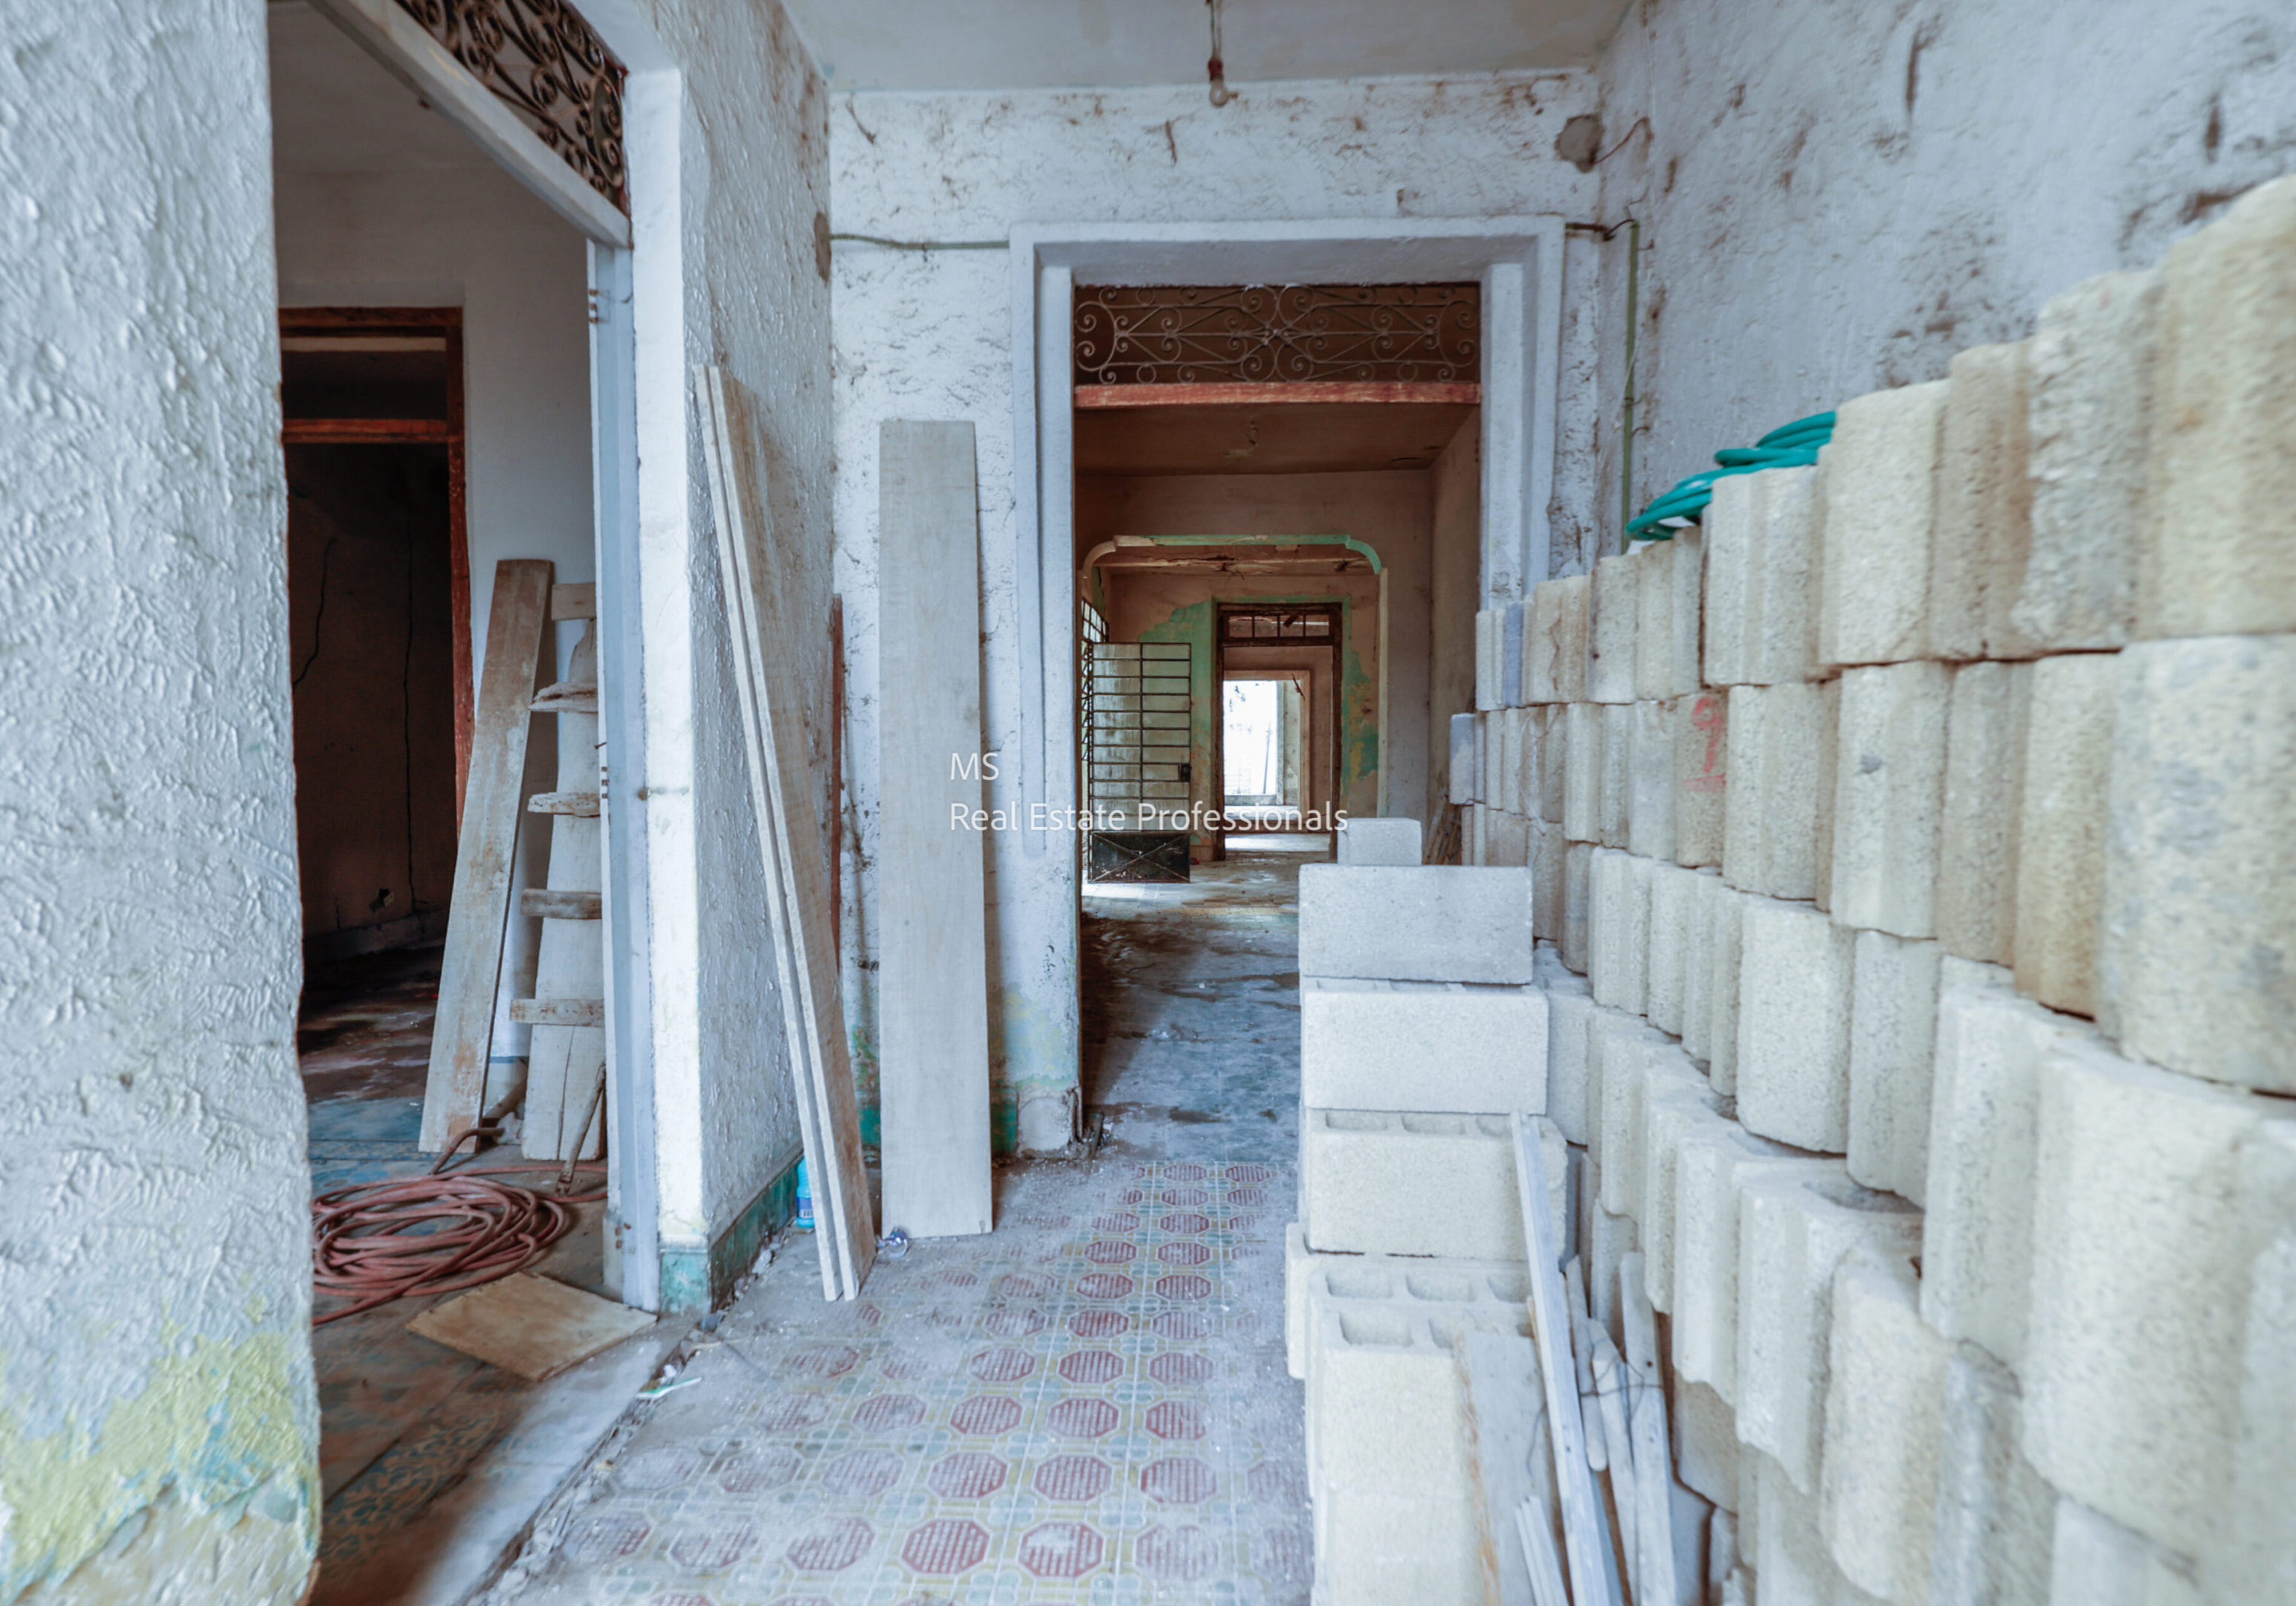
top-left (1076, 400), bottom-right (1477, 476)
top-left (268, 1), bottom-right (497, 173)
top-left (780, 0), bottom-right (1624, 94)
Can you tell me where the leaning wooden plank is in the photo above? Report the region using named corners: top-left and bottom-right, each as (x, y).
top-left (1512, 1113), bottom-right (1626, 1606)
top-left (510, 999), bottom-right (604, 1028)
top-left (420, 558), bottom-right (552, 1151)
top-left (696, 367), bottom-right (874, 1298)
top-left (1590, 1329), bottom-right (1641, 1604)
top-left (1515, 1501), bottom-right (1571, 1606)
top-left (520, 889), bottom-right (603, 920)
top-left (549, 581), bottom-right (596, 620)
top-left (1460, 1329), bottom-right (1555, 1606)
top-left (1619, 1254), bottom-right (1683, 1606)
top-left (876, 420), bottom-right (993, 1239)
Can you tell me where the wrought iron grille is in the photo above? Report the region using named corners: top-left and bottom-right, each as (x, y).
top-left (394, 0), bottom-right (628, 214)
top-left (1074, 284), bottom-right (1479, 386)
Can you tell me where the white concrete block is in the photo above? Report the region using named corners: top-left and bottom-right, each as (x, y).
top-left (1675, 1378), bottom-right (1742, 1514)
top-left (1529, 816), bottom-right (1565, 942)
top-left (1627, 698), bottom-right (1678, 862)
top-left (1670, 530), bottom-right (1706, 700)
top-left (1466, 802), bottom-right (1489, 866)
top-left (2023, 1036), bottom-right (2274, 1558)
top-left (1818, 381), bottom-right (1947, 668)
top-left (1300, 1107), bottom-right (1567, 1262)
top-left (1483, 708), bottom-right (1506, 810)
top-left (1509, 706), bottom-right (1543, 816)
top-left (1704, 879), bottom-right (1752, 1097)
top-left (1929, 340), bottom-right (2039, 662)
top-left (1736, 1166), bottom-right (1922, 1494)
top-left (1542, 965), bottom-right (1596, 1146)
top-left (1722, 681), bottom-right (1837, 901)
top-left (1680, 868), bottom-right (1722, 1065)
top-left (1638, 1062), bottom-right (1726, 1311)
top-left (1527, 573), bottom-right (1590, 704)
top-left (1315, 1487), bottom-right (1483, 1606)
top-left (1706, 465), bottom-right (1822, 686)
top-left (1561, 700), bottom-right (1602, 844)
top-left (1736, 897), bottom-right (1857, 1152)
top-left (1483, 808), bottom-right (1532, 868)
top-left (1753, 1448), bottom-right (1892, 1606)
top-left (1936, 660), bottom-right (2033, 966)
top-left (1636, 538), bottom-right (1679, 700)
top-left (1535, 705), bottom-right (1564, 823)
top-left (1449, 711), bottom-right (1480, 807)
top-left (2047, 1500), bottom-right (2202, 1606)
top-left (1590, 1008), bottom-right (1669, 1215)
top-left (1932, 1341), bottom-right (2058, 1606)
top-left (1286, 1224), bottom-right (1529, 1384)
top-left (1335, 816), bottom-right (1422, 866)
top-left (1917, 959), bottom-right (2081, 1368)
top-left (2098, 634), bottom-right (2296, 1089)
top-left (1822, 1249), bottom-right (1951, 1606)
top-left (1300, 865), bottom-right (1535, 984)
top-left (1301, 977), bottom-right (1547, 1115)
top-left (1846, 929), bottom-right (1943, 1204)
top-left (1501, 600), bottom-right (1526, 709)
top-left (2141, 173), bottom-right (2296, 639)
top-left (1590, 551), bottom-right (1638, 703)
top-left (1597, 700), bottom-right (1632, 848)
top-left (1674, 690), bottom-right (1728, 869)
top-left (1829, 660), bottom-right (1950, 938)
top-left (1587, 848), bottom-right (1654, 1016)
top-left (2019, 268), bottom-right (2157, 652)
top-left (2206, 1120), bottom-right (2296, 1606)
top-left (1999, 653), bottom-right (2110, 1015)
top-left (1561, 841), bottom-right (1592, 975)
top-left (1476, 606), bottom-right (1501, 712)
top-left (1644, 860), bottom-right (1700, 1038)
top-left (1670, 1118), bottom-right (1815, 1405)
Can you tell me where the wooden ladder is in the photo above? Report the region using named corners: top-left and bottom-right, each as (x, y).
top-left (419, 561), bottom-right (603, 1154)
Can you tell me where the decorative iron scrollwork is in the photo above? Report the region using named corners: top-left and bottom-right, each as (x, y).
top-left (394, 0), bottom-right (628, 214)
top-left (1074, 284), bottom-right (1479, 386)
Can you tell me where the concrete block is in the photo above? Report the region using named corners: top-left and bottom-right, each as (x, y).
top-left (1300, 865), bottom-right (1535, 984)
top-left (1527, 572), bottom-right (1590, 704)
top-left (1680, 868), bottom-right (1721, 1064)
top-left (1674, 690), bottom-right (1728, 868)
top-left (1916, 961), bottom-right (2082, 1367)
top-left (2206, 1120), bottom-right (2296, 1606)
top-left (1561, 841), bottom-right (1592, 975)
top-left (1335, 816), bottom-right (1422, 866)
top-left (1932, 1342), bottom-right (2057, 1606)
top-left (1589, 1007), bottom-right (1668, 1214)
top-left (1483, 707), bottom-right (1506, 810)
top-left (2046, 1499), bottom-right (2202, 1606)
top-left (1722, 681), bottom-right (1835, 901)
top-left (1822, 1249), bottom-right (1952, 1605)
top-left (1476, 606), bottom-right (1500, 711)
top-left (1936, 661), bottom-right (2034, 965)
top-left (1483, 808), bottom-right (1532, 868)
top-left (1846, 929), bottom-right (1944, 1204)
top-left (1301, 977), bottom-right (1546, 1114)
top-left (1466, 802), bottom-right (1488, 865)
top-left (1284, 1223), bottom-right (1532, 1383)
top-left (1449, 711), bottom-right (1479, 807)
top-left (1670, 531), bottom-right (1706, 700)
top-left (1587, 848), bottom-right (1653, 1016)
top-left (1501, 600), bottom-right (1526, 709)
top-left (1529, 816), bottom-right (1565, 941)
top-left (2018, 268), bottom-right (2157, 651)
top-left (1535, 706), bottom-right (1564, 823)
top-left (2023, 1036), bottom-right (2274, 1557)
top-left (1704, 879), bottom-right (1752, 1096)
top-left (1589, 551), bottom-right (1638, 703)
top-left (1736, 897), bottom-right (1857, 1152)
top-left (1829, 661), bottom-right (1950, 938)
top-left (1300, 1107), bottom-right (1568, 1262)
top-left (2141, 173), bottom-right (2296, 639)
top-left (1673, 1136), bottom-right (1828, 1404)
top-left (1752, 1447), bottom-right (1892, 1606)
top-left (1929, 340), bottom-right (2039, 661)
top-left (2097, 633), bottom-right (2296, 1090)
top-left (1542, 964), bottom-right (1596, 1145)
top-left (1627, 699), bottom-right (1677, 861)
top-left (2002, 653), bottom-right (2109, 1014)
top-left (1736, 1167), bottom-right (1923, 1494)
top-left (1509, 706), bottom-right (1543, 816)
top-left (1638, 1061), bottom-right (1726, 1310)
top-left (1561, 701), bottom-right (1602, 843)
top-left (1636, 538), bottom-right (1678, 700)
top-left (1644, 860), bottom-right (1699, 1038)
top-left (1706, 465), bottom-right (1823, 686)
top-left (1818, 381), bottom-right (1947, 668)
top-left (1314, 1488), bottom-right (1482, 1606)
top-left (1676, 1378), bottom-right (1742, 1514)
top-left (1598, 700), bottom-right (1632, 847)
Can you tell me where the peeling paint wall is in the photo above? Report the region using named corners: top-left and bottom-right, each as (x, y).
top-left (0, 0), bottom-right (319, 1596)
top-left (830, 76), bottom-right (1605, 1149)
top-left (1587, 0), bottom-right (2296, 555)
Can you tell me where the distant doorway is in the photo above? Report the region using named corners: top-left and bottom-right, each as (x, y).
top-left (1216, 602), bottom-right (1339, 846)
top-left (1221, 676), bottom-right (1306, 827)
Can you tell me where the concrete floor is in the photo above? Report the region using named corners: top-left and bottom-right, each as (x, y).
top-left (472, 837), bottom-right (1324, 1603)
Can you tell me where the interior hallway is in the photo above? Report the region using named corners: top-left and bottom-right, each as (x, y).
top-left (475, 843), bottom-right (1318, 1602)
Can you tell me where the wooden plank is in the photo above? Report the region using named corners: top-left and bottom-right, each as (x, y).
top-left (1619, 1254), bottom-right (1683, 1606)
top-left (1591, 1331), bottom-right (1641, 1604)
top-left (1073, 379), bottom-right (1481, 409)
top-left (527, 791), bottom-right (600, 816)
top-left (407, 1273), bottom-right (656, 1381)
top-left (283, 416), bottom-right (450, 443)
top-left (1512, 1113), bottom-right (1626, 1606)
top-left (520, 889), bottom-right (602, 920)
top-left (511, 999), bottom-right (604, 1028)
top-left (1515, 1503), bottom-right (1572, 1606)
top-left (696, 367), bottom-right (874, 1300)
top-left (550, 581), bottom-right (596, 621)
top-left (876, 419), bottom-right (993, 1239)
top-left (420, 558), bottom-right (552, 1152)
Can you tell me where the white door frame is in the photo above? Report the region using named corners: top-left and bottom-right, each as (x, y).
top-left (1005, 216), bottom-right (1566, 1126)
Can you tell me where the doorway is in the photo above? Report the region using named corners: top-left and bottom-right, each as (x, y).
top-left (1216, 602), bottom-right (1341, 845)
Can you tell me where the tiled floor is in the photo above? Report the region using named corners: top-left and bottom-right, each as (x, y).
top-left (483, 838), bottom-right (1324, 1604)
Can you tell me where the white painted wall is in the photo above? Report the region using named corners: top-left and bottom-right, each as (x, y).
top-left (0, 0), bottom-right (317, 1596)
top-left (830, 75), bottom-right (1605, 1148)
top-left (1586, 0), bottom-right (2296, 563)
